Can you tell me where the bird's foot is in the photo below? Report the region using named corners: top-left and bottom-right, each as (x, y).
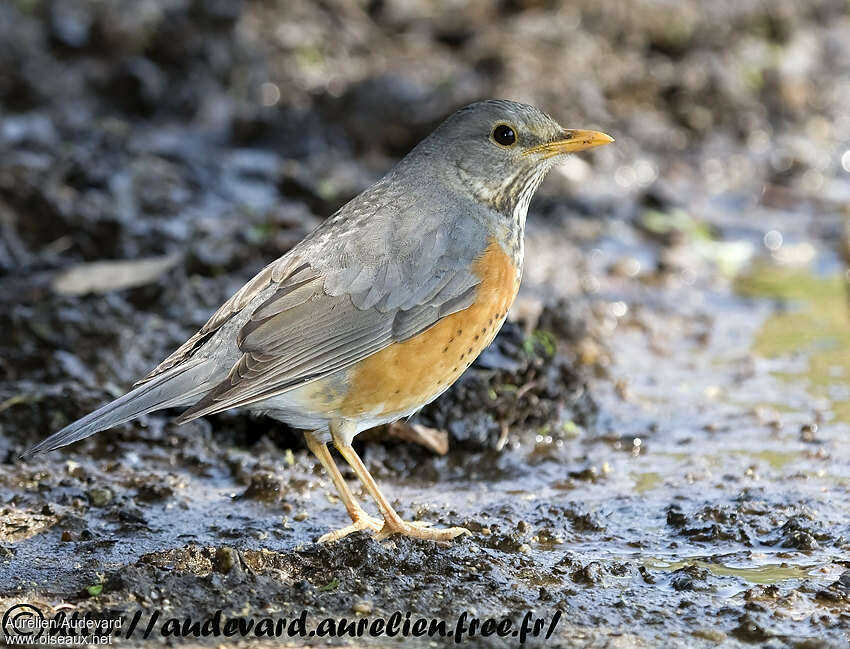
top-left (374, 518), bottom-right (470, 542)
top-left (318, 513), bottom-right (384, 543)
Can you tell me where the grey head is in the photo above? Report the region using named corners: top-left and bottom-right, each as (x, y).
top-left (403, 99), bottom-right (614, 219)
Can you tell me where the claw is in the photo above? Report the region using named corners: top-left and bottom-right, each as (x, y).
top-left (374, 519), bottom-right (470, 541)
top-left (318, 513), bottom-right (384, 543)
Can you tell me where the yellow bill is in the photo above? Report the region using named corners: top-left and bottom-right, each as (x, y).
top-left (524, 129), bottom-right (614, 158)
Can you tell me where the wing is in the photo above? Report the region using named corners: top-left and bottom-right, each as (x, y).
top-left (174, 175), bottom-right (490, 423)
top-left (134, 254), bottom-right (302, 386)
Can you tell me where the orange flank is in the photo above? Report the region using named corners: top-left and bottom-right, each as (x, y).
top-left (340, 238), bottom-right (519, 418)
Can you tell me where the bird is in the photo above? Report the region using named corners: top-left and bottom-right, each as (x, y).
top-left (22, 100), bottom-right (613, 542)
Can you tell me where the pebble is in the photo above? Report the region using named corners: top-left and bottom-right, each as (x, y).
top-left (87, 488), bottom-right (113, 507)
top-left (214, 547), bottom-right (242, 575)
top-left (352, 600), bottom-right (372, 615)
top-left (800, 423), bottom-right (818, 442)
top-left (66, 461), bottom-right (85, 480)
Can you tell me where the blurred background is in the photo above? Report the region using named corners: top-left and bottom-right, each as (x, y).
top-left (1, 1), bottom-right (849, 646)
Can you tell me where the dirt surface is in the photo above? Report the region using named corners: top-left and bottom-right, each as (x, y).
top-left (1, 0), bottom-right (850, 647)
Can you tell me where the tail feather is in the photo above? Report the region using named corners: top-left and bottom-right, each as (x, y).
top-left (21, 359), bottom-right (215, 458)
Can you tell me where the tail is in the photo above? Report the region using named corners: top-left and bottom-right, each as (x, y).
top-left (21, 359), bottom-right (217, 458)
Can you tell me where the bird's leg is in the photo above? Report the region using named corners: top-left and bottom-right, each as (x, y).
top-left (304, 431), bottom-right (383, 543)
top-left (329, 421), bottom-right (470, 542)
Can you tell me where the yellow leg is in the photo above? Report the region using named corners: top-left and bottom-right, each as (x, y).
top-left (329, 422), bottom-right (470, 542)
top-left (304, 431), bottom-right (383, 543)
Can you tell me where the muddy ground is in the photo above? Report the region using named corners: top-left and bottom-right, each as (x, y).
top-left (1, 0), bottom-right (850, 647)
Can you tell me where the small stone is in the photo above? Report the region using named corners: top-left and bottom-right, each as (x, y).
top-left (87, 487), bottom-right (113, 507)
top-left (518, 543), bottom-right (532, 554)
top-left (800, 423), bottom-right (818, 442)
top-left (481, 527), bottom-right (491, 536)
top-left (60, 530), bottom-right (74, 542)
top-left (243, 471), bottom-right (284, 502)
top-left (571, 561), bottom-right (604, 584)
top-left (666, 505), bottom-right (687, 527)
top-left (214, 547), bottom-right (242, 575)
top-left (66, 461), bottom-right (85, 480)
top-left (782, 530), bottom-right (819, 552)
top-left (293, 512), bottom-right (308, 522)
top-left (352, 600), bottom-right (372, 615)
top-left (638, 566), bottom-right (656, 584)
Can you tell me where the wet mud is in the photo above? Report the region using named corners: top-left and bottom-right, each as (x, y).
top-left (1, 0), bottom-right (850, 647)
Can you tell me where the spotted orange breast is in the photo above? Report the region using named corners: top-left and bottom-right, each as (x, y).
top-left (339, 238), bottom-right (519, 419)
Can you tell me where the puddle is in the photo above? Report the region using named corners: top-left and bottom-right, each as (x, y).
top-left (645, 557), bottom-right (836, 586)
top-left (630, 471), bottom-right (663, 493)
top-left (737, 263), bottom-right (850, 423)
top-left (726, 449), bottom-right (805, 471)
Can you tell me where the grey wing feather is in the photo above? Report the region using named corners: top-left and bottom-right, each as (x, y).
top-left (135, 257), bottom-right (311, 385)
top-left (21, 356), bottom-right (218, 457)
top-left (176, 179), bottom-right (489, 423)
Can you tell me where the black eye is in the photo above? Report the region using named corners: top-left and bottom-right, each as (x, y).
top-left (492, 124), bottom-right (516, 147)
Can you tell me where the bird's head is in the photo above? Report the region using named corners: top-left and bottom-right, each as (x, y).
top-left (414, 99), bottom-right (613, 219)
